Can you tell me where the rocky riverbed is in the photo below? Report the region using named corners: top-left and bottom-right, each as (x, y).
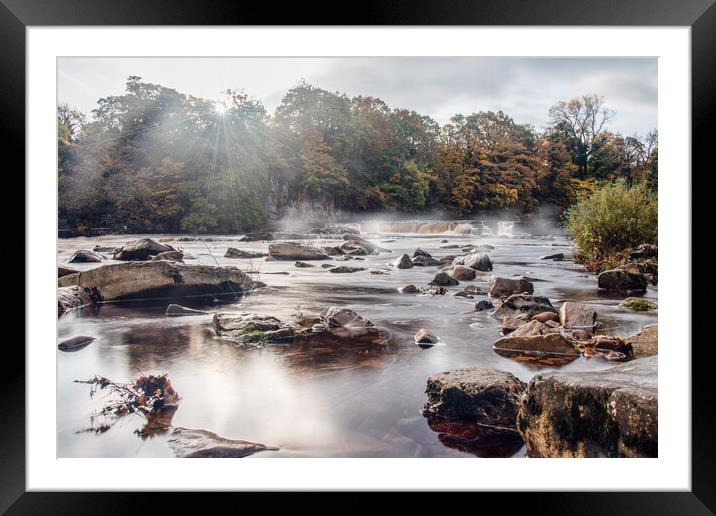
top-left (57, 223), bottom-right (658, 458)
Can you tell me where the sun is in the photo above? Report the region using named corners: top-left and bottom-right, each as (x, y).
top-left (214, 102), bottom-right (227, 115)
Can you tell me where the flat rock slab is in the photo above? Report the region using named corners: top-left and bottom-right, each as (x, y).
top-left (67, 261), bottom-right (255, 303)
top-left (422, 368), bottom-right (527, 428)
top-left (224, 248), bottom-right (266, 259)
top-left (268, 242), bottom-right (329, 260)
top-left (57, 335), bottom-right (95, 351)
top-left (516, 356), bottom-right (657, 457)
top-left (494, 333), bottom-right (578, 357)
top-left (167, 427), bottom-right (278, 458)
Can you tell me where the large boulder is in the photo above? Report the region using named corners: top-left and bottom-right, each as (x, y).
top-left (413, 248), bottom-right (432, 258)
top-left (422, 368), bottom-right (527, 428)
top-left (626, 323), bottom-right (658, 358)
top-left (597, 269), bottom-right (647, 292)
top-left (448, 265), bottom-right (476, 281)
top-left (167, 427), bottom-right (278, 458)
top-left (66, 261), bottom-right (255, 303)
top-left (489, 277), bottom-right (534, 297)
top-left (516, 356), bottom-right (657, 457)
top-left (213, 312), bottom-right (284, 335)
top-left (559, 302), bottom-right (597, 331)
top-left (268, 242), bottom-right (329, 260)
top-left (462, 252), bottom-right (493, 271)
top-left (113, 238), bottom-right (175, 261)
top-left (67, 250), bottom-right (103, 263)
top-left (224, 248), bottom-right (266, 259)
top-left (493, 294), bottom-right (557, 319)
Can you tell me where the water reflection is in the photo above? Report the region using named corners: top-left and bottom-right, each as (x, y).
top-left (57, 229), bottom-right (657, 458)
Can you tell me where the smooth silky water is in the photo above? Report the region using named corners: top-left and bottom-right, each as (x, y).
top-left (56, 222), bottom-right (658, 458)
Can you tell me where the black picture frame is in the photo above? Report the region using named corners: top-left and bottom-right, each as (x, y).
top-left (4, 0), bottom-right (712, 511)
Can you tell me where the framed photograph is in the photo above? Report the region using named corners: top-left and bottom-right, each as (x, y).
top-left (6, 0), bottom-right (712, 510)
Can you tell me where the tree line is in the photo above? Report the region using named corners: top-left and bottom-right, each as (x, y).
top-left (58, 76), bottom-right (657, 233)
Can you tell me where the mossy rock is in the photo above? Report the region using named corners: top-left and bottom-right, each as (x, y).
top-left (621, 297), bottom-right (657, 312)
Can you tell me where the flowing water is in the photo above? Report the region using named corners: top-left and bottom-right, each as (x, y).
top-left (56, 222), bottom-right (658, 458)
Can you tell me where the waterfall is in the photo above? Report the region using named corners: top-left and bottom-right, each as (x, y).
top-left (497, 221), bottom-right (515, 237)
top-left (358, 221), bottom-right (475, 234)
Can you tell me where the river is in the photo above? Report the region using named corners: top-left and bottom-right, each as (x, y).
top-left (56, 221), bottom-right (658, 458)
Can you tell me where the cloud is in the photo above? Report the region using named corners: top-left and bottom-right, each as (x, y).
top-left (58, 56), bottom-right (657, 136)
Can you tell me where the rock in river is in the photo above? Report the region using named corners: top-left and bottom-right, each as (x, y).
top-left (494, 332), bottom-right (577, 358)
top-left (67, 250), bottom-right (103, 263)
top-left (268, 242), bottom-right (329, 260)
top-left (393, 254), bottom-right (413, 269)
top-left (626, 323), bottom-right (658, 358)
top-left (58, 261), bottom-right (256, 312)
top-left (559, 302), bottom-right (597, 331)
top-left (413, 248), bottom-right (432, 258)
top-left (429, 271), bottom-right (459, 287)
top-left (540, 252), bottom-right (565, 260)
top-left (475, 300), bottom-right (494, 312)
top-left (225, 248), bottom-right (266, 259)
top-left (328, 266), bottom-right (365, 273)
top-left (516, 356), bottom-right (658, 457)
top-left (315, 306), bottom-right (389, 345)
top-left (422, 368), bottom-right (527, 428)
top-left (414, 328), bottom-right (439, 345)
top-left (488, 277), bottom-right (534, 298)
top-left (58, 265), bottom-right (79, 278)
top-left (398, 283), bottom-right (419, 293)
top-left (113, 238), bottom-right (175, 261)
top-left (597, 269), bottom-right (647, 292)
top-left (57, 285), bottom-right (94, 315)
top-left (462, 252), bottom-right (493, 271)
top-left (57, 335), bottom-right (95, 351)
top-left (448, 265), bottom-right (476, 281)
top-left (492, 294), bottom-right (557, 319)
top-left (411, 255), bottom-right (441, 266)
top-left (167, 427), bottom-right (278, 458)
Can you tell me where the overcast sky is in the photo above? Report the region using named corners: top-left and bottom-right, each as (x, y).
top-left (58, 57), bottom-right (657, 136)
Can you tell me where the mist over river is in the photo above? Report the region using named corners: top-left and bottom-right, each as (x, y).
top-left (57, 221), bottom-right (657, 458)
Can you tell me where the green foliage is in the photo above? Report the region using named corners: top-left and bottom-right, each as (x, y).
top-left (565, 179), bottom-right (657, 265)
top-left (58, 79), bottom-right (658, 233)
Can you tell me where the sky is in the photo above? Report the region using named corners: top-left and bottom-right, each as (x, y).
top-left (58, 57), bottom-right (657, 136)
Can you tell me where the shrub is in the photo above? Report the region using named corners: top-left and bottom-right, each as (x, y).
top-left (564, 179), bottom-right (657, 271)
